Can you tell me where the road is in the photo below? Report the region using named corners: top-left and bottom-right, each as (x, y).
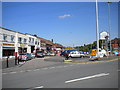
top-left (2, 56), bottom-right (119, 88)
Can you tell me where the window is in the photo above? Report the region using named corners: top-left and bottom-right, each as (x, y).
top-left (3, 34), bottom-right (7, 41)
top-left (32, 38), bottom-right (34, 43)
top-left (35, 40), bottom-right (37, 45)
top-left (29, 37), bottom-right (31, 43)
top-left (18, 37), bottom-right (22, 43)
top-left (24, 38), bottom-right (27, 43)
top-left (11, 35), bottom-right (14, 42)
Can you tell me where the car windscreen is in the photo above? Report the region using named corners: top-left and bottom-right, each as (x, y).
top-left (37, 51), bottom-right (44, 53)
top-left (19, 53), bottom-right (26, 55)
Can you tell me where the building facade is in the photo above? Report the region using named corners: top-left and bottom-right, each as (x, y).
top-left (0, 27), bottom-right (41, 59)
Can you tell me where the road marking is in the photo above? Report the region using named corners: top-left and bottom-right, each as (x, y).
top-left (2, 73), bottom-right (7, 75)
top-left (57, 66), bottom-right (63, 68)
top-left (10, 72), bottom-right (17, 74)
top-left (49, 67), bottom-right (55, 69)
top-left (20, 71), bottom-right (25, 73)
top-left (33, 69), bottom-right (40, 71)
top-left (27, 86), bottom-right (44, 90)
top-left (65, 73), bottom-right (109, 83)
top-left (42, 68), bottom-right (48, 70)
top-left (34, 86), bottom-right (44, 88)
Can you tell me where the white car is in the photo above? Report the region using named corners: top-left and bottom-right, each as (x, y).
top-left (30, 53), bottom-right (36, 59)
top-left (68, 51), bottom-right (84, 58)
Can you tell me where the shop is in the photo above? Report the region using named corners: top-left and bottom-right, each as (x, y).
top-left (2, 44), bottom-right (15, 57)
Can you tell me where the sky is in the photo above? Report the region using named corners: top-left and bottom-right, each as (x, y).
top-left (2, 2), bottom-right (118, 47)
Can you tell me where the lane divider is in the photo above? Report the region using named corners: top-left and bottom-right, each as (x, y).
top-left (65, 73), bottom-right (109, 83)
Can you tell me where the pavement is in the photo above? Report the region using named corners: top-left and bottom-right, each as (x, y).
top-left (2, 56), bottom-right (65, 73)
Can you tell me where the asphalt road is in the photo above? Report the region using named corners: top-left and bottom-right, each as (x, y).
top-left (2, 56), bottom-right (119, 88)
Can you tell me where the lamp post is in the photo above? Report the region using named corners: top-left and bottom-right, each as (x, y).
top-left (96, 0), bottom-right (99, 57)
top-left (107, 2), bottom-right (112, 56)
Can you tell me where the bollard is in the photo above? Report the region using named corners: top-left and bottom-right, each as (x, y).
top-left (6, 56), bottom-right (9, 68)
top-left (15, 56), bottom-right (17, 65)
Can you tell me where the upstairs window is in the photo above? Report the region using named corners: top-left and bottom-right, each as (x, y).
top-left (18, 37), bottom-right (22, 43)
top-left (11, 35), bottom-right (14, 42)
top-left (3, 34), bottom-right (7, 41)
top-left (24, 38), bottom-right (27, 43)
top-left (29, 37), bottom-right (31, 43)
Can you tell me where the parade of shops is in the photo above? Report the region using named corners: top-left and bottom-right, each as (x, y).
top-left (0, 27), bottom-right (64, 59)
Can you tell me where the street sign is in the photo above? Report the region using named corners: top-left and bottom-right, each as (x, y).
top-left (100, 32), bottom-right (109, 40)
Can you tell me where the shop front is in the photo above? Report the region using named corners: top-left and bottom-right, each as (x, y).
top-left (2, 43), bottom-right (15, 57)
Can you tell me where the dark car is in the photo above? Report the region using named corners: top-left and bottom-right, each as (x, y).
top-left (35, 51), bottom-right (45, 57)
top-left (60, 49), bottom-right (77, 56)
top-left (18, 53), bottom-right (32, 61)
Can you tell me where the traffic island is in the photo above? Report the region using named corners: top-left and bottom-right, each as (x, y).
top-left (63, 59), bottom-right (73, 62)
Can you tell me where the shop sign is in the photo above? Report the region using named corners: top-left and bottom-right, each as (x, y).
top-left (20, 43), bottom-right (26, 48)
top-left (3, 44), bottom-right (14, 47)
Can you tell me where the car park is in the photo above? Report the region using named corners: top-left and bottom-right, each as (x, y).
top-left (18, 53), bottom-right (32, 60)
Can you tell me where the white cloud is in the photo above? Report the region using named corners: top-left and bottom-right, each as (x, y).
top-left (58, 14), bottom-right (71, 19)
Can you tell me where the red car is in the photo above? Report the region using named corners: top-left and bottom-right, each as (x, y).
top-left (35, 51), bottom-right (45, 57)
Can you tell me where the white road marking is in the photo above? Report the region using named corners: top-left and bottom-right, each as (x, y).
top-left (65, 73), bottom-right (109, 83)
top-left (34, 86), bottom-right (44, 88)
top-left (26, 70), bottom-right (32, 72)
top-left (57, 66), bottom-right (63, 68)
top-left (2, 73), bottom-right (7, 75)
top-left (42, 68), bottom-right (48, 70)
top-left (33, 69), bottom-right (40, 71)
top-left (10, 72), bottom-right (17, 74)
top-left (49, 67), bottom-right (55, 69)
top-left (20, 71), bottom-right (25, 73)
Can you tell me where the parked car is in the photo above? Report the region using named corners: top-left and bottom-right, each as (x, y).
top-left (18, 53), bottom-right (32, 60)
top-left (68, 51), bottom-right (85, 58)
top-left (60, 49), bottom-right (77, 56)
top-left (35, 51), bottom-right (45, 57)
top-left (30, 53), bottom-right (36, 59)
top-left (45, 52), bottom-right (56, 56)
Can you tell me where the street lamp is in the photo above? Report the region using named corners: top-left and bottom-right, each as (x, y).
top-left (107, 2), bottom-right (112, 56)
top-left (96, 0), bottom-right (99, 57)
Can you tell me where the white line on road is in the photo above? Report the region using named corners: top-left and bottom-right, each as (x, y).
top-left (2, 73), bottom-right (7, 75)
top-left (34, 86), bottom-right (44, 88)
top-left (10, 72), bottom-right (17, 74)
top-left (42, 68), bottom-right (48, 70)
top-left (33, 69), bottom-right (40, 71)
top-left (65, 73), bottom-right (109, 83)
top-left (49, 67), bottom-right (55, 69)
top-left (27, 86), bottom-right (44, 90)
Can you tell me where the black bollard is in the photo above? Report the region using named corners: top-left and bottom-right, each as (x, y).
top-left (6, 56), bottom-right (9, 68)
